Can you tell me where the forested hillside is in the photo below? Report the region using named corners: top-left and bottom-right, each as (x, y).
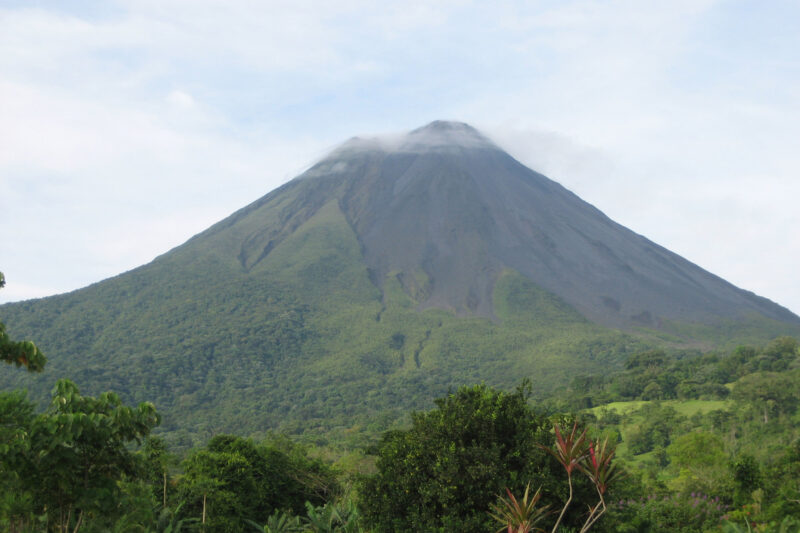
top-left (3, 329), bottom-right (799, 531)
top-left (0, 258), bottom-right (649, 449)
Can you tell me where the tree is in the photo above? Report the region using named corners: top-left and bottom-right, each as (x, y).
top-left (141, 435), bottom-right (173, 508)
top-left (762, 336), bottom-right (799, 360)
top-left (732, 372), bottom-right (799, 424)
top-left (359, 384), bottom-right (588, 532)
top-left (0, 390), bottom-right (37, 532)
top-left (180, 448), bottom-right (246, 530)
top-left (731, 454), bottom-right (762, 506)
top-left (625, 350), bottom-right (668, 370)
top-left (641, 381), bottom-right (664, 400)
top-left (177, 435), bottom-right (340, 532)
top-left (0, 272), bottom-right (46, 372)
top-left (666, 431), bottom-right (728, 494)
top-left (3, 379), bottom-right (159, 532)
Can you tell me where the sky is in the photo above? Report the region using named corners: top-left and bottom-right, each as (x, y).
top-left (1, 0), bottom-right (799, 315)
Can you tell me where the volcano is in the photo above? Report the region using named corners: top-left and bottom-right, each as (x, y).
top-left (2, 120), bottom-right (798, 444)
top-left (211, 120), bottom-right (795, 327)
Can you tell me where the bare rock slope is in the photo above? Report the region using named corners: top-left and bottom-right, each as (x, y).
top-left (208, 120), bottom-right (797, 329)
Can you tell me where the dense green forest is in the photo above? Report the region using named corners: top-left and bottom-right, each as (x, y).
top-left (3, 366), bottom-right (800, 532)
top-left (0, 275), bottom-right (800, 533)
top-left (4, 196), bottom-right (798, 452)
top-left (0, 242), bottom-right (653, 451)
top-left (3, 271), bottom-right (800, 531)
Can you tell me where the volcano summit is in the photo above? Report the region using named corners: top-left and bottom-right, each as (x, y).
top-left (220, 120), bottom-right (795, 327)
top-left (2, 120), bottom-right (798, 443)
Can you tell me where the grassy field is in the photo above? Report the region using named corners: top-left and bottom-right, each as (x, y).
top-left (590, 398), bottom-right (732, 418)
top-left (589, 398), bottom-right (733, 461)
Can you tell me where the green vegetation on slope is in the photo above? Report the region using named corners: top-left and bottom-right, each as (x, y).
top-left (545, 336), bottom-right (800, 414)
top-left (0, 204), bottom-right (647, 449)
top-left (2, 322), bottom-right (799, 531)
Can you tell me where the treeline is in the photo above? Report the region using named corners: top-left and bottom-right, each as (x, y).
top-left (0, 382), bottom-right (621, 532)
top-left (3, 374), bottom-right (799, 532)
top-left (0, 376), bottom-right (346, 531)
top-left (551, 336), bottom-right (800, 408)
top-left (569, 338), bottom-right (800, 532)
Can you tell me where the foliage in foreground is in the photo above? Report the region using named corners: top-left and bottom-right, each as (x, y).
top-left (177, 434), bottom-right (340, 531)
top-left (358, 383), bottom-right (602, 532)
top-left (0, 380), bottom-right (159, 532)
top-left (489, 483), bottom-right (549, 533)
top-left (0, 272), bottom-right (45, 373)
top-left (2, 281), bottom-right (800, 533)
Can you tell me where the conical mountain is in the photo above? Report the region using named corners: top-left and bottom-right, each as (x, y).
top-left (2, 121), bottom-right (798, 446)
top-left (198, 119), bottom-right (795, 327)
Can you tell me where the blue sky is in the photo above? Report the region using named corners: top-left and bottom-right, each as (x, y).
top-left (1, 0), bottom-right (799, 315)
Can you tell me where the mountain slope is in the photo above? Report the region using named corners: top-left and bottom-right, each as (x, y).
top-left (190, 120), bottom-right (796, 327)
top-left (2, 120), bottom-right (798, 447)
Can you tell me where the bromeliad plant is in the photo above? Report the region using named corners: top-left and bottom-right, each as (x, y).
top-left (490, 423), bottom-right (621, 533)
top-left (544, 423), bottom-right (589, 532)
top-left (578, 436), bottom-right (620, 532)
top-left (489, 483), bottom-right (550, 533)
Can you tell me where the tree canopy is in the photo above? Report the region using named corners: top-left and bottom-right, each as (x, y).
top-left (0, 272), bottom-right (46, 372)
top-left (177, 434), bottom-right (341, 531)
top-left (359, 383), bottom-right (593, 532)
top-left (1, 379), bottom-right (160, 531)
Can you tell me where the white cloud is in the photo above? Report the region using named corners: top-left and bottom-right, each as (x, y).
top-left (166, 89), bottom-right (195, 109)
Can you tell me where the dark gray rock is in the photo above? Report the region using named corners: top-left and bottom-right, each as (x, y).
top-left (222, 120), bottom-right (798, 328)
